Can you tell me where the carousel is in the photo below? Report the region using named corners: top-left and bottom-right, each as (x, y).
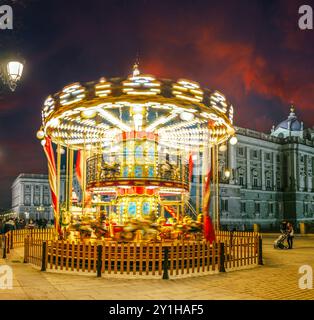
top-left (37, 64), bottom-right (236, 243)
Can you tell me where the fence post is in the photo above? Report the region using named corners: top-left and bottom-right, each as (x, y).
top-left (24, 236), bottom-right (29, 263)
top-left (6, 233), bottom-right (10, 254)
top-left (162, 247), bottom-right (169, 280)
top-left (10, 231), bottom-right (14, 249)
top-left (258, 235), bottom-right (263, 265)
top-left (41, 241), bottom-right (47, 271)
top-left (219, 242), bottom-right (226, 272)
top-left (97, 244), bottom-right (102, 278)
top-left (2, 235), bottom-right (6, 259)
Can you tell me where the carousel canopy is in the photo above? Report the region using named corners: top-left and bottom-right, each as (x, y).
top-left (39, 65), bottom-right (235, 151)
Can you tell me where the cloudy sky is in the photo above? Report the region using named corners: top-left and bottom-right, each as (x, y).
top-left (0, 0), bottom-right (314, 208)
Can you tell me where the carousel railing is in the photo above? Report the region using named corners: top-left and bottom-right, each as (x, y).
top-left (86, 154), bottom-right (189, 188)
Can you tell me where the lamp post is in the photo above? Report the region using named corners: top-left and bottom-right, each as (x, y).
top-left (0, 59), bottom-right (24, 91)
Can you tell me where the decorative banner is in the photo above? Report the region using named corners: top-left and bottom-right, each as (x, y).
top-left (43, 137), bottom-right (62, 236)
top-left (75, 150), bottom-right (92, 207)
top-left (75, 150), bottom-right (84, 187)
top-left (188, 153), bottom-right (194, 182)
top-left (163, 205), bottom-right (177, 219)
top-left (202, 169), bottom-right (216, 244)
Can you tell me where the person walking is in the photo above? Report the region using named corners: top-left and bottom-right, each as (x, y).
top-left (287, 222), bottom-right (294, 249)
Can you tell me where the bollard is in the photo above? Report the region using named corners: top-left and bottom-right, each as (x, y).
top-left (96, 245), bottom-right (102, 278)
top-left (162, 247), bottom-right (170, 280)
top-left (258, 235), bottom-right (263, 265)
top-left (219, 242), bottom-right (226, 272)
top-left (41, 241), bottom-right (47, 271)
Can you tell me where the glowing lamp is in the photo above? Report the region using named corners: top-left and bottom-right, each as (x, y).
top-left (36, 130), bottom-right (45, 140)
top-left (40, 139), bottom-right (46, 147)
top-left (224, 169), bottom-right (231, 179)
top-left (229, 136), bottom-right (238, 145)
top-left (7, 61), bottom-right (24, 83)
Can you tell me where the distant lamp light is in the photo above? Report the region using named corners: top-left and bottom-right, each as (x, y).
top-left (180, 112), bottom-right (194, 121)
top-left (85, 144), bottom-right (92, 151)
top-left (36, 130), bottom-right (45, 140)
top-left (192, 154), bottom-right (198, 161)
top-left (6, 61), bottom-right (24, 91)
top-left (229, 136), bottom-right (238, 145)
top-left (219, 144), bottom-right (227, 152)
top-left (224, 169), bottom-right (231, 179)
top-left (81, 109), bottom-right (97, 119)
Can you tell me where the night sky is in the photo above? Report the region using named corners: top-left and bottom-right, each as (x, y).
top-left (0, 0), bottom-right (314, 209)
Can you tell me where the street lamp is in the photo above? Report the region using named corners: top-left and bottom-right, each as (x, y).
top-left (0, 59), bottom-right (24, 91)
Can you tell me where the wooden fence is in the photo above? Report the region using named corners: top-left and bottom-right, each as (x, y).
top-left (2, 229), bottom-right (262, 278)
top-left (24, 232), bottom-right (262, 278)
top-left (2, 228), bottom-right (56, 258)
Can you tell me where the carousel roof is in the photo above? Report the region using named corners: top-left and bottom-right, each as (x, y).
top-left (39, 65), bottom-right (235, 150)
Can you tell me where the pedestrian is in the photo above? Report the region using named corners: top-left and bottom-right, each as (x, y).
top-left (280, 220), bottom-right (287, 234)
top-left (287, 222), bottom-right (294, 249)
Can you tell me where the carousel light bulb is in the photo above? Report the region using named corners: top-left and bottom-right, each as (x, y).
top-left (41, 139), bottom-right (46, 147)
top-left (59, 148), bottom-right (65, 155)
top-left (229, 136), bottom-right (238, 145)
top-left (36, 130), bottom-right (45, 140)
top-left (82, 109), bottom-right (97, 119)
top-left (179, 111), bottom-right (194, 121)
top-left (219, 144), bottom-right (227, 152)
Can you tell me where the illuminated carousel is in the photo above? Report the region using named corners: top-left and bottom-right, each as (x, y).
top-left (37, 64), bottom-right (236, 243)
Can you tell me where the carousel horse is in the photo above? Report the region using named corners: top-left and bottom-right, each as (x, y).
top-left (101, 162), bottom-right (121, 179)
top-left (160, 161), bottom-right (180, 180)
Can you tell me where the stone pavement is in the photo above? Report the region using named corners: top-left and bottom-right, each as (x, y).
top-left (0, 235), bottom-right (314, 300)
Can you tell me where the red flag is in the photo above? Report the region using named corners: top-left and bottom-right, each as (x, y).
top-left (164, 205), bottom-right (177, 219)
top-left (188, 153), bottom-right (193, 182)
top-left (75, 150), bottom-right (84, 187)
top-left (202, 170), bottom-right (216, 243)
top-left (75, 150), bottom-right (92, 207)
top-left (43, 137), bottom-right (61, 236)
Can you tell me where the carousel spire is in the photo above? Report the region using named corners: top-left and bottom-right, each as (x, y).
top-left (132, 61), bottom-right (140, 77)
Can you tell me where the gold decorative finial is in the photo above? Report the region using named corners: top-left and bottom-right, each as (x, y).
top-left (290, 104), bottom-right (295, 113)
top-left (132, 62), bottom-right (140, 77)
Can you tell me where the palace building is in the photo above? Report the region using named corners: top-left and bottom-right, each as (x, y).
top-left (206, 106), bottom-right (314, 230)
top-left (11, 171), bottom-right (81, 220)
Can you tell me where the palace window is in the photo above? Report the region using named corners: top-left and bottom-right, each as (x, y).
top-left (241, 202), bottom-right (246, 213)
top-left (221, 199), bottom-right (228, 212)
top-left (253, 177), bottom-right (258, 188)
top-left (238, 147), bottom-right (244, 156)
top-left (269, 203), bottom-right (274, 213)
top-left (239, 176), bottom-right (244, 186)
top-left (266, 153), bottom-right (271, 161)
top-left (266, 179), bottom-right (271, 189)
top-left (255, 202), bottom-right (260, 213)
top-left (253, 150), bottom-right (258, 158)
